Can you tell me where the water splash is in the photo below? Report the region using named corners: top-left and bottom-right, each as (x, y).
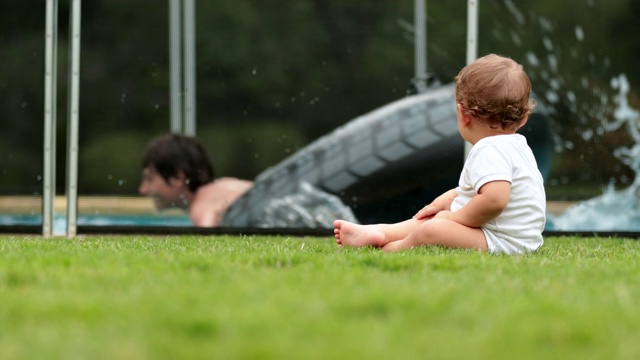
top-left (549, 75), bottom-right (640, 231)
top-left (548, 182), bottom-right (640, 231)
top-left (610, 75), bottom-right (640, 177)
top-left (492, 1), bottom-right (640, 231)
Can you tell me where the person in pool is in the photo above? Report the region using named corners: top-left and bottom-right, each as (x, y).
top-left (139, 132), bottom-right (253, 227)
top-left (333, 53), bottom-right (546, 255)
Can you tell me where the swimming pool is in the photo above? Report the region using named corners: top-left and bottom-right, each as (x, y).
top-left (2, 202), bottom-right (640, 237)
top-left (0, 214), bottom-right (192, 235)
top-left (0, 213), bottom-right (338, 237)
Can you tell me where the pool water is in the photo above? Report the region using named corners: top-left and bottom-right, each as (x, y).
top-left (3, 196), bottom-right (640, 234)
top-left (544, 184), bottom-right (640, 232)
top-left (1, 214), bottom-right (192, 235)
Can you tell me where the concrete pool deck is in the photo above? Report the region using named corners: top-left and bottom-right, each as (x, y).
top-left (0, 196), bottom-right (157, 215)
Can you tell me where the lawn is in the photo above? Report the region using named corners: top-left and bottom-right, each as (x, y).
top-left (0, 234), bottom-right (639, 359)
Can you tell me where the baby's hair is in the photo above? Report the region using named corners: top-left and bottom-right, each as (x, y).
top-left (455, 54), bottom-right (536, 128)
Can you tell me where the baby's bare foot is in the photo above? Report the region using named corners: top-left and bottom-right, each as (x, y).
top-left (333, 221), bottom-right (344, 245)
top-left (333, 220), bottom-right (386, 247)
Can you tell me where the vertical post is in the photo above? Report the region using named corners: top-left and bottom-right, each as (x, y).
top-left (43, 0), bottom-right (58, 238)
top-left (66, 0), bottom-right (82, 237)
top-left (466, 0), bottom-right (479, 65)
top-left (465, 0), bottom-right (479, 157)
top-left (414, 0), bottom-right (427, 93)
top-left (169, 0), bottom-right (182, 133)
top-left (183, 0), bottom-right (196, 136)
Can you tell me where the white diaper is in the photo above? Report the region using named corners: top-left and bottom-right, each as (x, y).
top-left (481, 228), bottom-right (542, 255)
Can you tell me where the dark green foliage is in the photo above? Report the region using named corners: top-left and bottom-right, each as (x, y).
top-left (1, 0), bottom-right (638, 196)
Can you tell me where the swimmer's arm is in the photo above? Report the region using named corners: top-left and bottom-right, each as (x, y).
top-left (413, 188), bottom-right (458, 220)
top-left (189, 207), bottom-right (220, 227)
top-left (442, 180), bottom-right (510, 227)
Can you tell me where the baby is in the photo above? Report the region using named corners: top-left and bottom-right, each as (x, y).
top-left (334, 54), bottom-right (546, 255)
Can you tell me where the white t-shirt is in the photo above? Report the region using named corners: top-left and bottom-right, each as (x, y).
top-left (451, 134), bottom-right (546, 254)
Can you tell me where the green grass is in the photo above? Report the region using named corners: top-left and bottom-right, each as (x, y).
top-left (1, 235), bottom-right (639, 359)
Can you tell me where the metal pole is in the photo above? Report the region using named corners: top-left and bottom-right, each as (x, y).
top-left (169, 0), bottom-right (182, 133)
top-left (466, 0), bottom-right (479, 65)
top-left (43, 0), bottom-right (58, 238)
top-left (66, 0), bottom-right (82, 237)
top-left (414, 0), bottom-right (427, 93)
top-left (465, 0), bottom-right (479, 157)
top-left (183, 0), bottom-right (196, 136)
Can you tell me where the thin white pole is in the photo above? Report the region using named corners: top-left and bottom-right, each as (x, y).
top-left (465, 0), bottom-right (479, 157)
top-left (466, 0), bottom-right (479, 65)
top-left (414, 0), bottom-right (427, 93)
top-left (43, 0), bottom-right (58, 238)
top-left (66, 0), bottom-right (82, 237)
top-left (183, 0), bottom-right (196, 136)
top-left (169, 0), bottom-right (182, 133)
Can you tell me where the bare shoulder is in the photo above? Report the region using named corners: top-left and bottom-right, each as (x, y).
top-left (195, 178), bottom-right (253, 206)
top-left (189, 178), bottom-right (253, 227)
top-left (218, 177), bottom-right (253, 189)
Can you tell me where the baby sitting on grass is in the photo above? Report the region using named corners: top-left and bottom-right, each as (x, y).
top-left (334, 54), bottom-right (546, 255)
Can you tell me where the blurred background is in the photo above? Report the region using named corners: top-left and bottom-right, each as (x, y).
top-left (1, 0), bottom-right (639, 230)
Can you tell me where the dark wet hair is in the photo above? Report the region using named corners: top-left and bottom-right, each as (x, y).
top-left (141, 133), bottom-right (215, 192)
top-left (455, 53), bottom-right (536, 129)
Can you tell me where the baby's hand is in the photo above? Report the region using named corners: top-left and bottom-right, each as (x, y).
top-left (413, 204), bottom-right (439, 220)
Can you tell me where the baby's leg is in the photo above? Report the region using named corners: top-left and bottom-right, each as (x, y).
top-left (381, 219), bottom-right (488, 252)
top-left (333, 219), bottom-right (423, 247)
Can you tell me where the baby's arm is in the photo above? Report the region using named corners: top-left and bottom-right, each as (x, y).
top-left (413, 188), bottom-right (458, 220)
top-left (436, 180), bottom-right (510, 227)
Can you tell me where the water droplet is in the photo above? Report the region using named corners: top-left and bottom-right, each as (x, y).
top-left (510, 32), bottom-right (522, 47)
top-left (581, 77), bottom-right (589, 88)
top-left (545, 90), bottom-right (559, 103)
top-left (538, 16), bottom-right (553, 32)
top-left (526, 52), bottom-right (539, 67)
top-left (504, 0), bottom-right (525, 25)
top-left (574, 26), bottom-right (584, 42)
top-left (547, 54), bottom-right (558, 72)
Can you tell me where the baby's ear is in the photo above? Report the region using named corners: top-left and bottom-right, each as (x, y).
top-left (457, 104), bottom-right (472, 127)
top-left (517, 115), bottom-right (529, 129)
